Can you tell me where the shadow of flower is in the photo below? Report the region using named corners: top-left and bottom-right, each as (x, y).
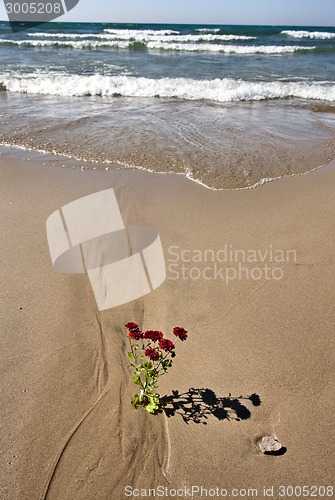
top-left (161, 388), bottom-right (261, 424)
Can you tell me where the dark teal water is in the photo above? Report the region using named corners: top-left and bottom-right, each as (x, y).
top-left (0, 22), bottom-right (334, 95)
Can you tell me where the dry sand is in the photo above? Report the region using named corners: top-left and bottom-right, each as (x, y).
top-left (0, 150), bottom-right (334, 499)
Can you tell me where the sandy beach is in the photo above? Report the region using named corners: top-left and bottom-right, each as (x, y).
top-left (0, 149), bottom-right (334, 499)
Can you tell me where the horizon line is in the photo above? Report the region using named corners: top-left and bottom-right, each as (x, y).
top-left (0, 20), bottom-right (334, 27)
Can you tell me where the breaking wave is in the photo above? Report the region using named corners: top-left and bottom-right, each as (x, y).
top-left (1, 73), bottom-right (334, 102)
top-left (281, 30), bottom-right (335, 39)
top-left (0, 38), bottom-right (314, 54)
top-left (195, 28), bottom-right (221, 33)
top-left (25, 31), bottom-right (257, 42)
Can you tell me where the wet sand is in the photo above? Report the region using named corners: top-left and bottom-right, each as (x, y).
top-left (0, 150), bottom-right (334, 499)
top-left (1, 95), bottom-right (335, 190)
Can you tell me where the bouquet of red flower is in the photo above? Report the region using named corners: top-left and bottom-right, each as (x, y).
top-left (125, 322), bottom-right (188, 413)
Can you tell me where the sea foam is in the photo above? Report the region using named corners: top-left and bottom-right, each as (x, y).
top-left (195, 28), bottom-right (221, 33)
top-left (0, 39), bottom-right (314, 54)
top-left (1, 74), bottom-right (334, 102)
top-left (281, 30), bottom-right (335, 39)
top-left (27, 31), bottom-right (256, 42)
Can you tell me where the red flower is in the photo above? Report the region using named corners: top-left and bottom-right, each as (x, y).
top-left (158, 339), bottom-right (175, 352)
top-left (143, 330), bottom-right (164, 342)
top-left (125, 322), bottom-right (139, 331)
top-left (145, 347), bottom-right (160, 361)
top-left (128, 330), bottom-right (143, 341)
top-left (173, 326), bottom-right (188, 341)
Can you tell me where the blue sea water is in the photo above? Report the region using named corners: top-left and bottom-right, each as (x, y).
top-left (0, 21), bottom-right (334, 188)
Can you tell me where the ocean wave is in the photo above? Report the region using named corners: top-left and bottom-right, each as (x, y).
top-left (27, 32), bottom-right (108, 39)
top-left (1, 74), bottom-right (334, 102)
top-left (107, 32), bottom-right (259, 42)
top-left (145, 42), bottom-right (313, 54)
top-left (195, 28), bottom-right (221, 33)
top-left (26, 32), bottom-right (256, 42)
top-left (103, 28), bottom-right (179, 35)
top-left (0, 39), bottom-right (130, 49)
top-left (281, 30), bottom-right (335, 39)
top-left (0, 38), bottom-right (314, 54)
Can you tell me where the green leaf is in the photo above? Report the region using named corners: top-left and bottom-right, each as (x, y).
top-left (143, 361), bottom-right (153, 370)
top-left (146, 401), bottom-right (159, 413)
top-left (131, 394), bottom-right (140, 407)
top-left (132, 393), bottom-right (148, 409)
top-left (145, 392), bottom-right (160, 413)
top-left (148, 393), bottom-right (160, 402)
top-left (128, 352), bottom-right (135, 359)
top-left (132, 374), bottom-right (142, 387)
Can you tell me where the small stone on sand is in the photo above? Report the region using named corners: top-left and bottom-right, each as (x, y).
top-left (259, 436), bottom-right (284, 454)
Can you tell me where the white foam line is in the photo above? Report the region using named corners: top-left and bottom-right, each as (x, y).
top-left (195, 28), bottom-right (221, 33)
top-left (2, 74), bottom-right (333, 102)
top-left (103, 28), bottom-right (180, 35)
top-left (0, 39), bottom-right (314, 54)
top-left (281, 29), bottom-right (335, 40)
top-left (27, 32), bottom-right (256, 42)
top-left (0, 142), bottom-right (331, 191)
top-left (185, 164), bottom-right (330, 191)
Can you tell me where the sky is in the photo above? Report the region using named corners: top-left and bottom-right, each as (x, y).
top-left (0, 0), bottom-right (334, 26)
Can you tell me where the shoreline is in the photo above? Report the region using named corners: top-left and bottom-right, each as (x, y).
top-left (0, 149), bottom-right (334, 498)
top-left (1, 142), bottom-right (334, 192)
top-left (1, 93), bottom-right (335, 191)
